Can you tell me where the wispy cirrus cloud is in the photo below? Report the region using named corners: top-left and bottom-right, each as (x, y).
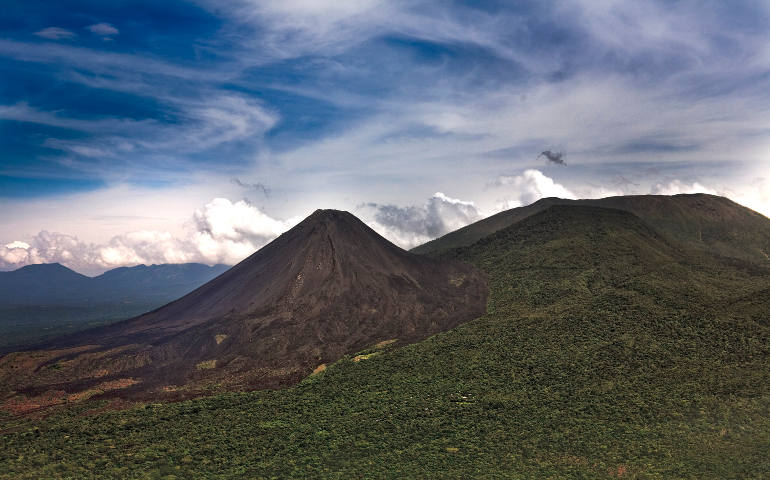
top-left (0, 102), bottom-right (155, 132)
top-left (0, 94), bottom-right (278, 180)
top-left (1, 0), bottom-right (769, 270)
top-left (0, 39), bottom-right (224, 81)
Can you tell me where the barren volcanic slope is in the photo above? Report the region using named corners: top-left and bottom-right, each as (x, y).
top-left (0, 209), bottom-right (487, 409)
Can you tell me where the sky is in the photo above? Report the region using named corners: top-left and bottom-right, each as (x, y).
top-left (1, 0), bottom-right (769, 275)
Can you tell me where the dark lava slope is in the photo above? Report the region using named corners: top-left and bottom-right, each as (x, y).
top-left (1, 209), bottom-right (487, 404)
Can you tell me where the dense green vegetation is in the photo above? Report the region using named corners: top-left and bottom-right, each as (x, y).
top-left (2, 205), bottom-right (769, 478)
top-left (413, 194), bottom-right (770, 267)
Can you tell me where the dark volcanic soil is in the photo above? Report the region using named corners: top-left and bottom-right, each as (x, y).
top-left (1, 209), bottom-right (487, 408)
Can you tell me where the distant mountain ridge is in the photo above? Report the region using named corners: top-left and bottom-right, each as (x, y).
top-left (0, 263), bottom-right (230, 350)
top-left (412, 193), bottom-right (770, 265)
top-left (0, 262), bottom-right (230, 306)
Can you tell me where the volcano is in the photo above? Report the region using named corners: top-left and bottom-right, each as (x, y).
top-left (1, 209), bottom-right (487, 405)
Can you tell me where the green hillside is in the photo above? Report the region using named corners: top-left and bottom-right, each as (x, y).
top-left (2, 205), bottom-right (769, 479)
top-left (412, 194), bottom-right (770, 267)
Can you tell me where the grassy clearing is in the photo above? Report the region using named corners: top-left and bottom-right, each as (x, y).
top-left (352, 352), bottom-right (379, 362)
top-left (195, 360), bottom-right (217, 370)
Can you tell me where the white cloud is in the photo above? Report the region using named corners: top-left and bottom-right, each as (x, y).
top-left (87, 23), bottom-right (119, 37)
top-left (649, 177), bottom-right (769, 218)
top-left (200, 0), bottom-right (393, 59)
top-left (190, 198), bottom-right (299, 264)
top-left (42, 139), bottom-right (113, 158)
top-left (5, 2), bottom-right (768, 201)
top-left (0, 39), bottom-right (217, 81)
top-left (34, 27), bottom-right (75, 40)
top-left (1, 96), bottom-right (277, 149)
top-left (650, 180), bottom-right (718, 196)
top-left (0, 95), bottom-right (278, 180)
top-left (213, 0), bottom-right (560, 74)
top-left (0, 198), bottom-right (299, 274)
top-left (491, 168), bottom-right (770, 221)
top-left (363, 192), bottom-right (484, 249)
top-left (2, 176), bottom-right (767, 275)
top-left (0, 231), bottom-right (93, 272)
top-left (730, 177), bottom-right (770, 218)
top-left (0, 102), bottom-right (154, 132)
top-left (167, 95), bottom-right (279, 152)
top-left (3, 1), bottom-right (769, 262)
top-left (487, 170), bottom-right (767, 219)
top-left (491, 169), bottom-right (577, 210)
top-left (0, 243), bottom-right (32, 267)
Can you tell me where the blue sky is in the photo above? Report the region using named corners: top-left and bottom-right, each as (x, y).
top-left (1, 0), bottom-right (769, 273)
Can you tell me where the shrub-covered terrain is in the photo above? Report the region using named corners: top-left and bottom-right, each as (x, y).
top-left (1, 205), bottom-right (769, 479)
top-left (412, 193), bottom-right (770, 266)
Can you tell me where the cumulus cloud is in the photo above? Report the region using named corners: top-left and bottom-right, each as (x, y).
top-left (191, 198), bottom-right (297, 263)
top-left (491, 169), bottom-right (577, 210)
top-left (732, 178), bottom-right (770, 217)
top-left (491, 170), bottom-right (768, 219)
top-left (650, 180), bottom-right (718, 196)
top-left (7, 192), bottom-right (489, 272)
top-left (0, 198), bottom-right (298, 274)
top-left (87, 23), bottom-right (119, 37)
top-left (34, 27), bottom-right (75, 40)
top-left (0, 242), bottom-right (32, 267)
top-left (649, 178), bottom-right (769, 218)
top-left (363, 192), bottom-right (484, 249)
top-left (1, 232), bottom-right (96, 273)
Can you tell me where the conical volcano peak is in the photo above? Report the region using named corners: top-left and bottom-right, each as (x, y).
top-left (285, 208), bottom-right (398, 258)
top-left (300, 209), bottom-right (366, 232)
top-left (308, 208), bottom-right (351, 219)
top-left (17, 209), bottom-right (488, 402)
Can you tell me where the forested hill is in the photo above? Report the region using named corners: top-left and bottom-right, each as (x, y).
top-left (413, 193), bottom-right (770, 266)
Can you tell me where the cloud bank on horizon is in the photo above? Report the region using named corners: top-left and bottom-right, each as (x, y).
top-left (1, 0), bottom-right (769, 273)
